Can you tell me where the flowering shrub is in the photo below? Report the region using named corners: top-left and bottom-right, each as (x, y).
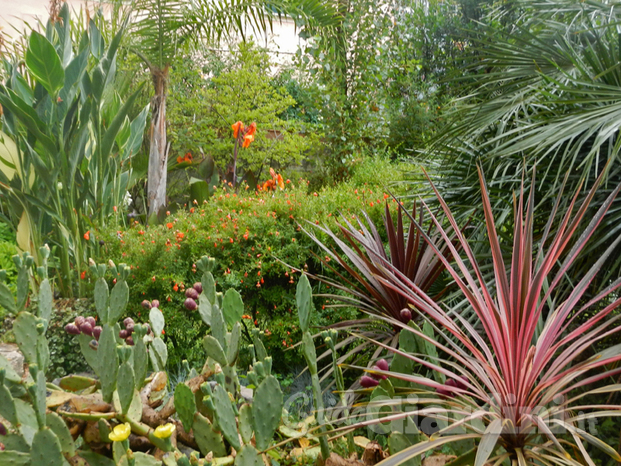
top-left (96, 158), bottom-right (407, 369)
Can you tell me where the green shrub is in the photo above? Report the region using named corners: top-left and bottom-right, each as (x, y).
top-left (98, 158), bottom-right (409, 370)
top-left (167, 42), bottom-right (322, 178)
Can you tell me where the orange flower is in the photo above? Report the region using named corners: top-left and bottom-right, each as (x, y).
top-left (167, 223), bottom-right (173, 229)
top-left (173, 283), bottom-right (178, 292)
top-left (83, 231), bottom-right (90, 241)
top-left (246, 122), bottom-right (257, 136)
top-left (184, 153), bottom-right (193, 163)
top-left (277, 174), bottom-right (284, 190)
top-left (80, 271), bottom-right (86, 279)
top-left (232, 121), bottom-right (243, 138)
top-left (177, 156), bottom-right (184, 163)
top-left (242, 134), bottom-right (254, 148)
top-left (269, 167), bottom-right (276, 179)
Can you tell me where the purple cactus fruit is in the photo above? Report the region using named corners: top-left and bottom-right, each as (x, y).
top-left (125, 322), bottom-right (134, 334)
top-left (184, 297), bottom-right (198, 311)
top-left (79, 322), bottom-right (94, 336)
top-left (193, 282), bottom-right (203, 294)
top-left (0, 443), bottom-right (5, 451)
top-left (74, 316), bottom-right (85, 327)
top-left (86, 316), bottom-right (96, 328)
top-left (145, 324), bottom-right (151, 335)
top-left (376, 359), bottom-right (389, 371)
top-left (141, 300), bottom-right (152, 309)
top-left (360, 375), bottom-right (380, 388)
top-left (185, 288), bottom-right (199, 300)
top-left (119, 329), bottom-right (129, 339)
top-left (93, 326), bottom-right (102, 341)
top-left (126, 336), bottom-right (134, 346)
top-left (371, 359), bottom-right (389, 380)
top-left (123, 317), bottom-right (134, 327)
top-left (400, 308), bottom-right (412, 323)
top-left (65, 323), bottom-right (80, 335)
top-left (151, 300), bottom-right (160, 308)
top-left (0, 422), bottom-right (7, 436)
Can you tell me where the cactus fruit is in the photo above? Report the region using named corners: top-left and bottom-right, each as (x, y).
top-left (65, 323), bottom-right (80, 335)
top-left (185, 288), bottom-right (199, 300)
top-left (141, 299), bottom-right (152, 309)
top-left (151, 299), bottom-right (160, 308)
top-left (193, 282), bottom-right (203, 294)
top-left (400, 308), bottom-right (412, 323)
top-left (184, 298), bottom-right (198, 311)
top-left (80, 322), bottom-right (94, 336)
top-left (93, 326), bottom-right (102, 340)
top-left (360, 375), bottom-right (380, 388)
top-left (251, 375), bottom-right (283, 451)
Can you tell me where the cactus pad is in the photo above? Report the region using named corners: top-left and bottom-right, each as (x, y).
top-left (193, 412), bottom-right (227, 457)
top-left (212, 384), bottom-right (241, 450)
top-left (174, 382), bottom-right (197, 432)
top-left (296, 274), bottom-right (312, 332)
top-left (222, 289), bottom-right (244, 326)
top-left (203, 335), bottom-right (227, 366)
top-left (251, 375), bottom-right (283, 451)
top-left (234, 445), bottom-right (263, 466)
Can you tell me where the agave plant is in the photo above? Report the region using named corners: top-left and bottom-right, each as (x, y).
top-left (347, 168), bottom-right (621, 465)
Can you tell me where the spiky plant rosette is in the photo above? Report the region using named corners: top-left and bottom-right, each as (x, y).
top-left (345, 168), bottom-right (621, 466)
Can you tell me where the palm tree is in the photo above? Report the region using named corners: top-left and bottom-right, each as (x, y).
top-left (428, 0), bottom-right (621, 296)
top-left (122, 0), bottom-right (338, 220)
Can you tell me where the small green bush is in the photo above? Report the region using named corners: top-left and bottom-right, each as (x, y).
top-left (98, 157), bottom-right (409, 370)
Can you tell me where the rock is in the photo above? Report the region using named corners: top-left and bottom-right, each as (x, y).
top-left (240, 386), bottom-right (253, 402)
top-left (0, 343), bottom-right (24, 377)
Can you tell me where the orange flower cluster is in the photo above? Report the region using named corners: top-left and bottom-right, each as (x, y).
top-left (176, 153), bottom-right (193, 164)
top-left (231, 121), bottom-right (257, 148)
top-left (258, 168), bottom-right (285, 192)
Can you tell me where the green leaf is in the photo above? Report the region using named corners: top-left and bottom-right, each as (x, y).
top-left (26, 32), bottom-right (65, 98)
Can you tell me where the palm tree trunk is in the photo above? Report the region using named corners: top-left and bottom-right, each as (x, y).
top-left (147, 66), bottom-right (169, 220)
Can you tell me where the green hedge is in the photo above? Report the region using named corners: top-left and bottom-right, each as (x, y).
top-left (96, 157), bottom-right (408, 370)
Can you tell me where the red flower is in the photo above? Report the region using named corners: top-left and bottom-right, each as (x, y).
top-left (246, 122), bottom-right (257, 136)
top-left (242, 134), bottom-right (254, 149)
top-left (80, 271), bottom-right (86, 279)
top-left (83, 231), bottom-right (90, 240)
top-left (167, 222), bottom-right (173, 229)
top-left (184, 153), bottom-right (193, 163)
top-left (177, 156), bottom-right (184, 163)
top-left (173, 283), bottom-right (179, 292)
top-left (232, 121), bottom-right (243, 138)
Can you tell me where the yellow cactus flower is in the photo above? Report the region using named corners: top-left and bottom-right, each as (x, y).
top-left (109, 422), bottom-right (131, 442)
top-left (153, 423), bottom-right (176, 439)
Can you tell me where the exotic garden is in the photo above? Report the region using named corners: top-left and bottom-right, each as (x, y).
top-left (1, 0), bottom-right (621, 465)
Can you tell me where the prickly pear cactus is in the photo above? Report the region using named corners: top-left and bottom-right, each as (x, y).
top-left (296, 275), bottom-right (331, 460)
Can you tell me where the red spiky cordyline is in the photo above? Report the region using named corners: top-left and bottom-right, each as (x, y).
top-left (346, 167), bottom-right (621, 465)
